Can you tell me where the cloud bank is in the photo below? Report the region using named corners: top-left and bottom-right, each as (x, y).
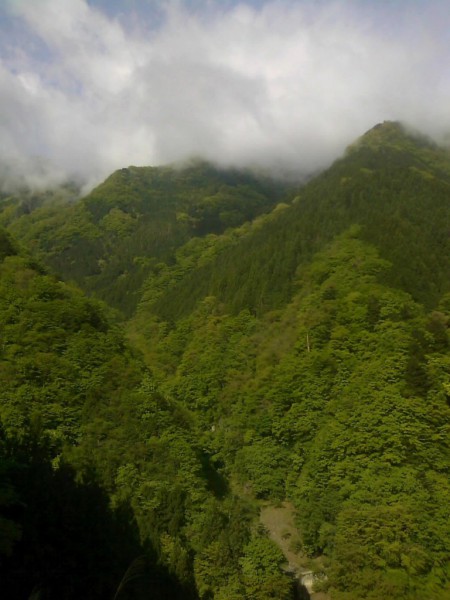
top-left (1, 0), bottom-right (449, 190)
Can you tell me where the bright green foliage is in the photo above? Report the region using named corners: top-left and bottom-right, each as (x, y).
top-left (125, 126), bottom-right (450, 599)
top-left (134, 225), bottom-right (450, 598)
top-left (0, 246), bottom-right (141, 442)
top-left (240, 536), bottom-right (293, 600)
top-left (0, 233), bottom-right (274, 599)
top-left (235, 439), bottom-right (289, 499)
top-left (194, 532), bottom-right (293, 600)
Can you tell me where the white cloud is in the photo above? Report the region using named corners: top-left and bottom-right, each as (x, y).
top-left (1, 0), bottom-right (449, 190)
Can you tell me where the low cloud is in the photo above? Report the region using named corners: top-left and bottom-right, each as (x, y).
top-left (1, 0), bottom-right (449, 191)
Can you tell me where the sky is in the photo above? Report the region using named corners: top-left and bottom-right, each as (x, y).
top-left (0, 0), bottom-right (449, 191)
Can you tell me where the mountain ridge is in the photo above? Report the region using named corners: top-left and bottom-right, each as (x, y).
top-left (0, 161), bottom-right (289, 314)
top-left (130, 120), bottom-right (450, 326)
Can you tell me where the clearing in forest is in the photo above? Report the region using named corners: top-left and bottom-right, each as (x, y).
top-left (259, 502), bottom-right (330, 600)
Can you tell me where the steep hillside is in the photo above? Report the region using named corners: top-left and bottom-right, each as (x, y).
top-left (135, 121), bottom-right (450, 323)
top-left (0, 229), bottom-right (174, 598)
top-left (0, 228), bottom-right (292, 599)
top-left (132, 228), bottom-right (450, 599)
top-left (0, 162), bottom-right (287, 314)
top-left (126, 122), bottom-right (450, 599)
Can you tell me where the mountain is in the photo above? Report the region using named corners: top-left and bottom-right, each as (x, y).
top-left (0, 231), bottom-right (170, 598)
top-left (0, 228), bottom-right (291, 599)
top-left (0, 161), bottom-right (288, 315)
top-left (132, 121), bottom-right (450, 325)
top-left (1, 122), bottom-right (450, 599)
top-left (127, 121), bottom-right (450, 599)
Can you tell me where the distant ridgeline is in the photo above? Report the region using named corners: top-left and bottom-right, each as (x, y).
top-left (0, 161), bottom-right (288, 315)
top-left (1, 122), bottom-right (450, 599)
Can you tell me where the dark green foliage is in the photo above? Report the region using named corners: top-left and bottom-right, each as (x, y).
top-left (2, 162), bottom-right (286, 315)
top-left (72, 374), bottom-right (260, 598)
top-left (0, 428), bottom-right (189, 600)
top-left (138, 122), bottom-right (450, 323)
top-left (0, 229), bottom-right (17, 260)
top-left (0, 235), bottom-right (272, 599)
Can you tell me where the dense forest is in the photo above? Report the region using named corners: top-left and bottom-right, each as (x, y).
top-left (1, 121), bottom-right (450, 599)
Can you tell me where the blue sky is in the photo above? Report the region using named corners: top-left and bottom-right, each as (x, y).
top-left (0, 0), bottom-right (449, 190)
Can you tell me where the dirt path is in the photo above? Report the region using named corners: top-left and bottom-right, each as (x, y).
top-left (259, 502), bottom-right (330, 600)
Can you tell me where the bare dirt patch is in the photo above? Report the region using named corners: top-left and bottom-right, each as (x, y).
top-left (259, 502), bottom-right (330, 600)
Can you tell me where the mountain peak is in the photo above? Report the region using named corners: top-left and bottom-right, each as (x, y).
top-left (362, 119), bottom-right (404, 139)
top-left (347, 120), bottom-right (437, 155)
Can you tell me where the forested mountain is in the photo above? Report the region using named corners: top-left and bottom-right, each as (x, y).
top-left (0, 229), bottom-right (287, 599)
top-left (0, 162), bottom-right (287, 315)
top-left (1, 122), bottom-right (450, 599)
top-left (133, 122), bottom-right (450, 324)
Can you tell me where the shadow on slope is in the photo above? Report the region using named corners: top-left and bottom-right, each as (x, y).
top-left (0, 428), bottom-right (196, 600)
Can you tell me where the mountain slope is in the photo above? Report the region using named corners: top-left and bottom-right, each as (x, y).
top-left (0, 162), bottom-right (287, 314)
top-left (0, 228), bottom-right (293, 600)
top-left (134, 228), bottom-right (450, 599)
top-left (0, 229), bottom-right (190, 598)
top-left (135, 122), bottom-right (450, 324)
top-left (126, 122), bottom-right (450, 599)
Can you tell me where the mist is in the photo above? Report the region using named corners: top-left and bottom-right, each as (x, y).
top-left (1, 0), bottom-right (449, 192)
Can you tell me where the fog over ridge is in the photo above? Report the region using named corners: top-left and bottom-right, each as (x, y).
top-left (1, 0), bottom-right (449, 191)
